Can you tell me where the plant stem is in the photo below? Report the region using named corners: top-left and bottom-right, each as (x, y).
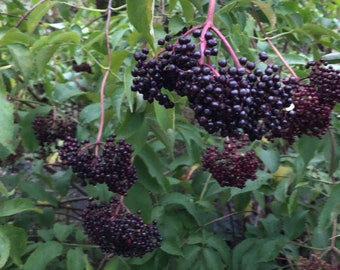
top-left (96, 0), bottom-right (113, 146)
top-left (16, 0), bottom-right (48, 27)
top-left (250, 3), bottom-right (298, 78)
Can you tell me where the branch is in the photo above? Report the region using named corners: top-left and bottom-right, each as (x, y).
top-left (96, 0), bottom-right (113, 144)
top-left (16, 0), bottom-right (49, 28)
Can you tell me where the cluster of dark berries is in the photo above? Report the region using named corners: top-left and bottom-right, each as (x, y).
top-left (201, 135), bottom-right (258, 188)
top-left (82, 198), bottom-right (162, 257)
top-left (58, 134), bottom-right (137, 195)
top-left (268, 61), bottom-right (339, 142)
top-left (298, 255), bottom-right (333, 270)
top-left (131, 29), bottom-right (295, 140)
top-left (32, 113), bottom-right (77, 146)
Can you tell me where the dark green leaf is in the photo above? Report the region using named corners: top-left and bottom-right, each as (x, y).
top-left (53, 83), bottom-right (85, 103)
top-left (0, 198), bottom-right (42, 217)
top-left (26, 1), bottom-right (57, 33)
top-left (296, 135), bottom-right (321, 165)
top-left (318, 183), bottom-right (340, 229)
top-left (127, 0), bottom-right (154, 47)
top-left (66, 248), bottom-right (86, 270)
top-left (1, 225), bottom-right (27, 267)
top-left (0, 226), bottom-right (10, 268)
top-left (53, 223), bottom-right (75, 242)
top-left (202, 248), bottom-right (223, 270)
top-left (23, 241), bottom-right (63, 270)
top-left (253, 1), bottom-right (276, 28)
top-left (256, 147), bottom-right (280, 173)
top-left (0, 93), bottom-right (14, 154)
top-left (20, 182), bottom-right (58, 206)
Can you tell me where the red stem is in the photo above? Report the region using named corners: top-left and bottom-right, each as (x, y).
top-left (96, 0), bottom-right (113, 146)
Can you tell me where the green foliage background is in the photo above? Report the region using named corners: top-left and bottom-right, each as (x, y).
top-left (0, 0), bottom-right (340, 269)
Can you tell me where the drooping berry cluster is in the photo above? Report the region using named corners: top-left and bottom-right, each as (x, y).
top-left (268, 61), bottom-right (339, 142)
top-left (58, 134), bottom-right (137, 195)
top-left (131, 29), bottom-right (295, 140)
top-left (32, 113), bottom-right (77, 146)
top-left (82, 198), bottom-right (162, 257)
top-left (201, 135), bottom-right (258, 188)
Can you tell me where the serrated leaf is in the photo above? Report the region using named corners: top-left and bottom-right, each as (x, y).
top-left (26, 1), bottom-right (57, 34)
top-left (253, 1), bottom-right (276, 28)
top-left (179, 0), bottom-right (195, 22)
top-left (0, 198), bottom-right (42, 217)
top-left (33, 44), bottom-right (58, 75)
top-left (32, 31), bottom-right (81, 51)
top-left (20, 182), bottom-right (58, 206)
top-left (0, 226), bottom-right (10, 268)
top-left (0, 28), bottom-right (35, 46)
top-left (296, 135), bottom-right (321, 165)
top-left (202, 248), bottom-right (223, 270)
top-left (256, 147), bottom-right (280, 173)
top-left (7, 44), bottom-right (34, 80)
top-left (23, 241), bottom-right (63, 270)
top-left (53, 83), bottom-right (85, 102)
top-left (0, 94), bottom-right (14, 154)
top-left (161, 192), bottom-right (204, 225)
top-left (67, 248), bottom-right (86, 270)
top-left (127, 0), bottom-right (154, 48)
top-left (53, 223), bottom-right (75, 242)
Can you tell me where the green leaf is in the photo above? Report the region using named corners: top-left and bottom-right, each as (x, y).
top-left (179, 0), bottom-right (195, 22)
top-left (0, 28), bottom-right (35, 46)
top-left (256, 147), bottom-right (280, 173)
top-left (23, 241), bottom-right (63, 270)
top-left (26, 1), bottom-right (57, 33)
top-left (0, 94), bottom-right (14, 154)
top-left (7, 44), bottom-right (34, 80)
top-left (79, 102), bottom-right (110, 124)
top-left (0, 198), bottom-right (42, 217)
top-left (33, 44), bottom-right (58, 75)
top-left (0, 226), bottom-right (10, 268)
top-left (53, 223), bottom-right (75, 242)
top-left (161, 192), bottom-right (204, 225)
top-left (318, 183), bottom-right (340, 229)
top-left (67, 248), bottom-right (86, 270)
top-left (32, 31), bottom-right (81, 51)
top-left (296, 135), bottom-right (321, 165)
top-left (160, 239), bottom-right (184, 256)
top-left (1, 225), bottom-right (27, 267)
top-left (110, 50), bottom-right (130, 75)
top-left (127, 0), bottom-right (154, 48)
top-left (20, 182), bottom-right (58, 206)
top-left (253, 1), bottom-right (277, 28)
top-left (321, 52), bottom-right (340, 63)
top-left (53, 83), bottom-right (85, 102)
top-left (148, 118), bottom-right (175, 155)
top-left (202, 248), bottom-right (223, 270)
top-left (298, 24), bottom-right (340, 40)
top-left (125, 183), bottom-right (153, 222)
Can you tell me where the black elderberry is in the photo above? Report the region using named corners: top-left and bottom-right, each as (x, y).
top-left (82, 198), bottom-right (162, 257)
top-left (58, 135), bottom-right (137, 195)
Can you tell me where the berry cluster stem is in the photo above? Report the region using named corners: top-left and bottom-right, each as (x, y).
top-left (199, 0), bottom-right (241, 67)
top-left (250, 3), bottom-right (298, 79)
top-left (96, 0), bottom-right (113, 147)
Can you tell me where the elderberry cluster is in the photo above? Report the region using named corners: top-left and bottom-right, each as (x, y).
top-left (201, 135), bottom-right (258, 188)
top-left (131, 30), bottom-right (295, 140)
top-left (32, 113), bottom-right (76, 146)
top-left (82, 198), bottom-right (162, 257)
top-left (268, 61), bottom-right (339, 142)
top-left (58, 134), bottom-right (137, 195)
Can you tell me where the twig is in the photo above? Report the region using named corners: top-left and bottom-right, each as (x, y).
top-left (71, 182), bottom-right (88, 196)
top-left (250, 3), bottom-right (298, 78)
top-left (96, 0), bottom-right (113, 145)
top-left (16, 0), bottom-right (49, 28)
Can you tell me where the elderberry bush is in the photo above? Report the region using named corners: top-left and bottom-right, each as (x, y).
top-left (201, 135), bottom-right (258, 188)
top-left (58, 134), bottom-right (137, 195)
top-left (131, 30), bottom-right (295, 140)
top-left (82, 198), bottom-right (162, 257)
top-left (32, 113), bottom-right (77, 146)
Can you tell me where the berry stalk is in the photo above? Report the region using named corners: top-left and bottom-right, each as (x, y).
top-left (96, 0), bottom-right (114, 148)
